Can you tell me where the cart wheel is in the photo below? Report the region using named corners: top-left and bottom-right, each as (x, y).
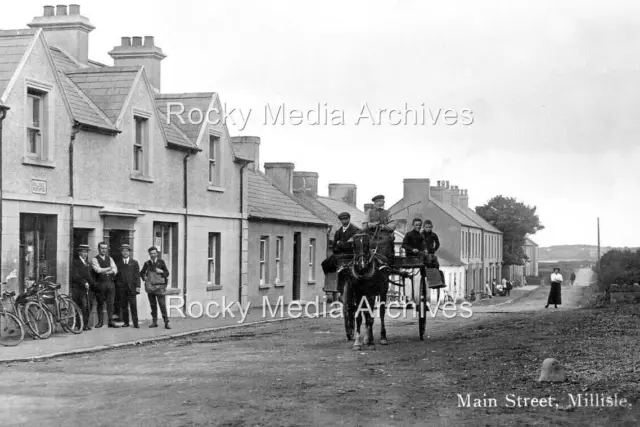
top-left (418, 276), bottom-right (426, 340)
top-left (342, 279), bottom-right (355, 341)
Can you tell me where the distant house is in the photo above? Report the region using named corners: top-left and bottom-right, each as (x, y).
top-left (389, 179), bottom-right (504, 296)
top-left (246, 162), bottom-right (330, 307)
top-left (503, 237), bottom-right (539, 282)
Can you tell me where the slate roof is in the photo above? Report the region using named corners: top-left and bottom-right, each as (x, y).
top-left (293, 192), bottom-right (343, 230)
top-left (0, 30), bottom-right (36, 102)
top-left (50, 46), bottom-right (83, 73)
top-left (456, 206), bottom-right (502, 234)
top-left (392, 197), bottom-right (481, 228)
top-left (65, 67), bottom-right (140, 124)
top-left (316, 196), bottom-right (368, 228)
top-left (58, 71), bottom-right (117, 131)
top-left (156, 108), bottom-right (198, 151)
top-left (247, 170), bottom-right (328, 226)
top-left (156, 93), bottom-right (215, 144)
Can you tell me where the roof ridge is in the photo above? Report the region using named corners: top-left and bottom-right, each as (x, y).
top-left (156, 92), bottom-right (216, 98)
top-left (65, 66), bottom-right (141, 74)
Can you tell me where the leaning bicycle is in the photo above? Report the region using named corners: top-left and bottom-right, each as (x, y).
top-left (27, 277), bottom-right (83, 334)
top-left (10, 283), bottom-right (53, 339)
top-left (0, 290), bottom-right (25, 346)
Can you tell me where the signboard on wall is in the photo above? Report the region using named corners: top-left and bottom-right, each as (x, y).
top-left (31, 179), bottom-right (47, 195)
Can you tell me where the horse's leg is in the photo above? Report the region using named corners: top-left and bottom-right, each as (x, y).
top-left (365, 294), bottom-right (375, 348)
top-left (353, 291), bottom-right (364, 350)
top-left (380, 273), bottom-right (389, 345)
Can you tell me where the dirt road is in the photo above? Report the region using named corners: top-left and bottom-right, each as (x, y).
top-left (1, 268), bottom-right (638, 426)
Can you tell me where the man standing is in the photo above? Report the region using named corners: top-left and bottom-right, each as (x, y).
top-left (91, 242), bottom-right (119, 328)
top-left (115, 244), bottom-right (141, 328)
top-left (364, 195), bottom-right (396, 265)
top-left (71, 244), bottom-right (94, 331)
top-left (141, 246), bottom-right (171, 329)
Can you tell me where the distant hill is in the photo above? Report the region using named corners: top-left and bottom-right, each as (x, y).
top-left (539, 245), bottom-right (639, 262)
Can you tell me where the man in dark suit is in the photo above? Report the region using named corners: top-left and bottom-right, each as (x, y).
top-left (71, 244), bottom-right (94, 331)
top-left (321, 212), bottom-right (360, 275)
top-left (115, 244), bottom-right (141, 328)
top-left (140, 246), bottom-right (171, 329)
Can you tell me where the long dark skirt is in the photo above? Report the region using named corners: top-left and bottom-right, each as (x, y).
top-left (547, 281), bottom-right (562, 305)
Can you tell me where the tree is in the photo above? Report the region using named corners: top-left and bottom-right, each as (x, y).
top-left (476, 195), bottom-right (544, 266)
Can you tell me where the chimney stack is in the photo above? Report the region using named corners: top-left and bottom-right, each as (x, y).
top-left (264, 163), bottom-right (295, 193)
top-left (28, 4), bottom-right (95, 65)
top-left (450, 186), bottom-right (461, 207)
top-left (109, 35), bottom-right (167, 92)
top-left (292, 172), bottom-right (319, 198)
top-left (403, 178), bottom-right (431, 204)
top-left (231, 136), bottom-right (260, 171)
top-left (328, 183), bottom-right (357, 206)
top-left (442, 180), bottom-right (452, 204)
top-left (459, 189), bottom-right (469, 209)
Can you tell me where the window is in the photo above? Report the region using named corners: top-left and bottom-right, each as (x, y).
top-left (25, 87), bottom-right (51, 160)
top-left (275, 237), bottom-right (283, 284)
top-left (208, 134), bottom-right (219, 185)
top-left (308, 238), bottom-right (316, 282)
top-left (208, 233), bottom-right (221, 286)
top-left (134, 116), bottom-right (147, 173)
top-left (260, 236), bottom-right (269, 285)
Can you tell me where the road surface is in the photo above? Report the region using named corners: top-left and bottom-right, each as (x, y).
top-left (3, 268), bottom-right (630, 427)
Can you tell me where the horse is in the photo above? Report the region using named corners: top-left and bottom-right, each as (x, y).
top-left (341, 233), bottom-right (392, 351)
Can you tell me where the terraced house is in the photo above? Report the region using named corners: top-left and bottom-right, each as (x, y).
top-left (389, 179), bottom-right (504, 296)
top-left (0, 5), bottom-right (255, 318)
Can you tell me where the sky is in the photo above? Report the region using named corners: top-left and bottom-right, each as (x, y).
top-left (3, 0), bottom-right (639, 247)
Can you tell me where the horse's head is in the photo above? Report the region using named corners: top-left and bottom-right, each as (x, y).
top-left (351, 233), bottom-right (376, 279)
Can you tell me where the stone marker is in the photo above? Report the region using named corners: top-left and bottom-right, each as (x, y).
top-left (538, 358), bottom-right (566, 382)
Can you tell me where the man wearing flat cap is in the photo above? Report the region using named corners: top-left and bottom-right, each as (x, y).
top-left (321, 211), bottom-right (360, 276)
top-left (115, 244), bottom-right (141, 328)
top-left (364, 195), bottom-right (397, 264)
top-left (71, 244), bottom-right (94, 331)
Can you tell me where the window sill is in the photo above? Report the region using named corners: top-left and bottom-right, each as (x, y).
top-left (308, 281), bottom-right (317, 285)
top-left (274, 282), bottom-right (286, 288)
top-left (165, 288), bottom-right (181, 295)
top-left (259, 284), bottom-right (271, 290)
top-left (22, 157), bottom-right (55, 168)
top-left (130, 173), bottom-right (155, 183)
top-left (206, 284), bottom-right (223, 291)
top-left (207, 185), bottom-right (225, 193)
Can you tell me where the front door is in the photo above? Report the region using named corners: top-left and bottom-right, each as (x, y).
top-left (292, 232), bottom-right (301, 300)
top-left (153, 222), bottom-right (178, 288)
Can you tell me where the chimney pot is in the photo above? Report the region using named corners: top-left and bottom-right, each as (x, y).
top-left (69, 4), bottom-right (80, 14)
top-left (121, 36), bottom-right (131, 46)
top-left (43, 5), bottom-right (55, 16)
top-left (144, 36), bottom-right (154, 47)
top-left (56, 5), bottom-right (67, 15)
top-left (437, 180), bottom-right (441, 187)
top-left (132, 36), bottom-right (143, 46)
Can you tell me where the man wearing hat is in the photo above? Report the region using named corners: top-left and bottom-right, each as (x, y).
top-left (71, 244), bottom-right (94, 331)
top-left (364, 195), bottom-right (397, 264)
top-left (321, 212), bottom-right (360, 276)
top-left (115, 244), bottom-right (141, 328)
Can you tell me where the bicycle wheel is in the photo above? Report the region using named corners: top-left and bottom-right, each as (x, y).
top-left (0, 311), bottom-right (25, 346)
top-left (59, 297), bottom-right (83, 334)
top-left (22, 301), bottom-right (53, 339)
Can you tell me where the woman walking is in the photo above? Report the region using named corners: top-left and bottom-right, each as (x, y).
top-left (545, 267), bottom-right (563, 308)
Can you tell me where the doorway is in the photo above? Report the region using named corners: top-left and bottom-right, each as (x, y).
top-left (292, 232), bottom-right (301, 300)
top-left (153, 222), bottom-right (178, 288)
top-left (19, 214), bottom-right (57, 293)
top-left (108, 230), bottom-right (131, 265)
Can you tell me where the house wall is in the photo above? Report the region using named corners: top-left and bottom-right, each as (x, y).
top-left (0, 35), bottom-right (246, 321)
top-left (247, 221), bottom-right (327, 308)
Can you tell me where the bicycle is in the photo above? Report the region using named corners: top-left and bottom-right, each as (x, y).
top-left (3, 283), bottom-right (52, 339)
top-left (0, 290), bottom-right (25, 346)
top-left (26, 277), bottom-right (83, 334)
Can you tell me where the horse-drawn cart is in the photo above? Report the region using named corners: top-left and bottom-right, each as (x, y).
top-left (324, 247), bottom-right (445, 341)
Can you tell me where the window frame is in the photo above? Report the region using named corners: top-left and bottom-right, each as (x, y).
top-left (259, 236), bottom-right (269, 286)
top-left (275, 236), bottom-right (284, 284)
top-left (208, 232), bottom-right (221, 286)
top-left (308, 238), bottom-right (316, 282)
top-left (23, 79), bottom-right (54, 167)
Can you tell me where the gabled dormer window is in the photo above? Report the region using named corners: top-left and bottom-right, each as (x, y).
top-left (130, 109), bottom-right (153, 183)
top-left (23, 79), bottom-right (55, 168)
top-left (208, 134), bottom-right (219, 186)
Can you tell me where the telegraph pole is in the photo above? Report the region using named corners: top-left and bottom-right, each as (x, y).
top-left (597, 217), bottom-right (602, 291)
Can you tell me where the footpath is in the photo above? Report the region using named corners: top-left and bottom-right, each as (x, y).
top-left (0, 307), bottom-right (306, 363)
top-left (468, 284), bottom-right (540, 308)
